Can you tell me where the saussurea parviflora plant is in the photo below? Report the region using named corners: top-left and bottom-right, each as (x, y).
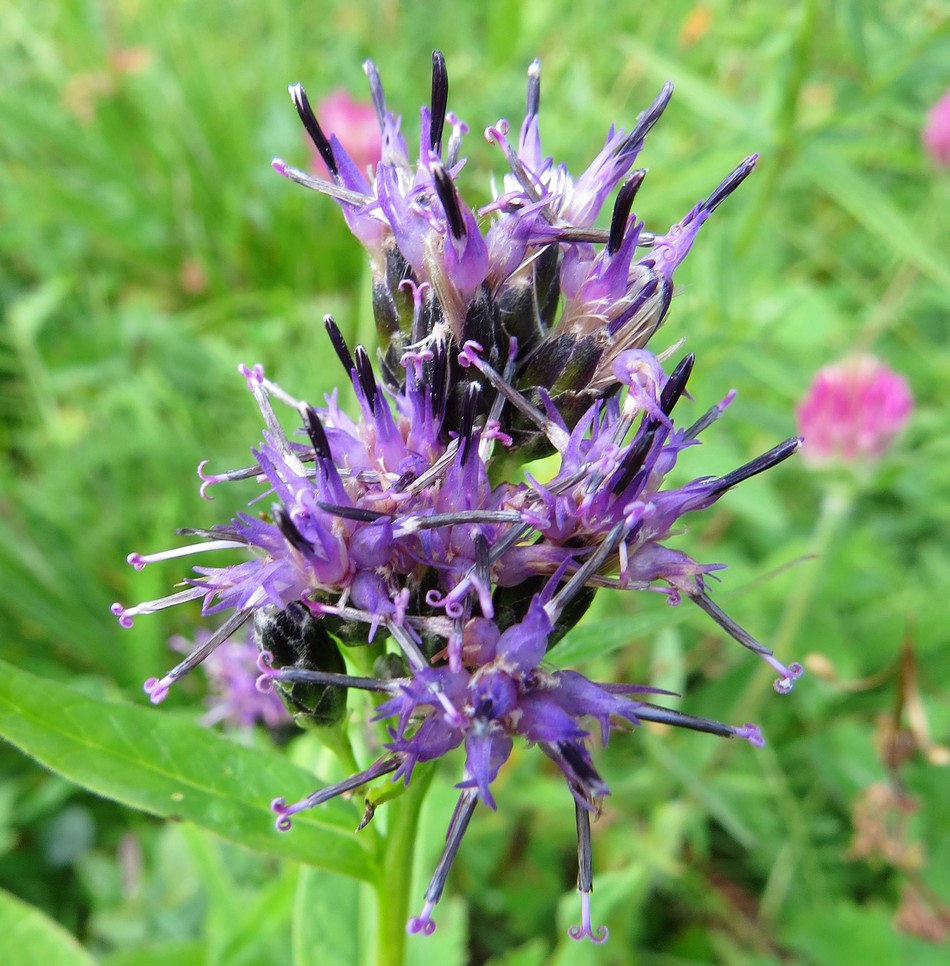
top-left (114, 52), bottom-right (803, 947)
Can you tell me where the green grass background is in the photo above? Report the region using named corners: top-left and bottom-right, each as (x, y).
top-left (2, 0), bottom-right (949, 963)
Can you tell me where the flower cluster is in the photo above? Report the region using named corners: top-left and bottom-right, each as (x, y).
top-left (114, 52), bottom-right (801, 941)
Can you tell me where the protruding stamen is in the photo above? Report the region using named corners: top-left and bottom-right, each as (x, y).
top-left (126, 539), bottom-right (245, 571)
top-left (143, 610), bottom-right (250, 703)
top-left (683, 389), bottom-right (737, 440)
top-left (324, 315), bottom-right (356, 374)
top-left (444, 112), bottom-right (468, 168)
top-left (553, 741), bottom-right (611, 802)
top-left (288, 83), bottom-right (337, 177)
top-left (474, 532), bottom-right (490, 589)
top-left (407, 900), bottom-right (437, 937)
top-left (690, 592), bottom-right (803, 692)
top-left (660, 353), bottom-right (695, 416)
top-left (429, 341), bottom-right (449, 425)
top-left (633, 702), bottom-right (765, 745)
top-left (385, 619), bottom-right (431, 672)
top-left (353, 345), bottom-right (379, 410)
top-left (316, 501), bottom-right (390, 523)
top-left (607, 170), bottom-right (646, 255)
top-left (609, 420), bottom-right (660, 494)
top-left (431, 163), bottom-right (466, 240)
top-left (706, 437), bottom-right (802, 497)
top-left (458, 382), bottom-right (481, 465)
top-left (394, 509), bottom-right (521, 534)
top-left (363, 59), bottom-right (387, 127)
top-left (256, 652), bottom-right (403, 694)
top-left (568, 804), bottom-right (608, 943)
top-left (301, 405), bottom-right (332, 462)
top-left (407, 790), bottom-right (479, 937)
top-left (197, 459), bottom-right (261, 499)
top-left (272, 755), bottom-right (401, 831)
top-left (458, 341), bottom-right (570, 452)
top-left (112, 587), bottom-right (206, 629)
top-left (618, 81), bottom-right (674, 157)
top-left (270, 159), bottom-right (371, 206)
top-left (546, 520), bottom-right (624, 626)
top-left (429, 50), bottom-right (448, 156)
top-left (575, 800), bottom-right (594, 892)
top-left (525, 58), bottom-right (541, 118)
top-left (735, 723), bottom-right (766, 747)
top-left (704, 154), bottom-right (759, 214)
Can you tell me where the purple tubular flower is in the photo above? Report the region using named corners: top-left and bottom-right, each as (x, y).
top-left (116, 52), bottom-right (803, 943)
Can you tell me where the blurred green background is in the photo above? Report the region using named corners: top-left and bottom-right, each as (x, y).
top-left (2, 0), bottom-right (949, 963)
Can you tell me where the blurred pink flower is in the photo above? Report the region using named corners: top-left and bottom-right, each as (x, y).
top-left (171, 630), bottom-right (290, 730)
top-left (308, 89), bottom-right (382, 179)
top-left (796, 355), bottom-right (913, 465)
top-left (923, 88), bottom-right (950, 167)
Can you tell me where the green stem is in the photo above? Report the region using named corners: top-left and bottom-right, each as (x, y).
top-left (704, 480), bottom-right (854, 776)
top-left (771, 482), bottom-right (852, 656)
top-left (373, 764), bottom-right (436, 966)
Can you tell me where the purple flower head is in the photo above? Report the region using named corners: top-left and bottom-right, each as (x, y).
top-left (115, 52), bottom-right (802, 944)
top-left (272, 53), bottom-right (758, 458)
top-left (796, 355), bottom-right (913, 466)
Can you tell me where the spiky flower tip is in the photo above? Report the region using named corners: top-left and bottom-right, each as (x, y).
top-left (114, 52), bottom-right (801, 941)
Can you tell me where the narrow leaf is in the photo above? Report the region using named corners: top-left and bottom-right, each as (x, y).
top-left (0, 887), bottom-right (96, 966)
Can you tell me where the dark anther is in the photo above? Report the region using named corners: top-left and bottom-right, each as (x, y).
top-left (704, 155), bottom-right (758, 215)
top-left (432, 163), bottom-right (466, 239)
top-left (274, 506), bottom-right (314, 554)
top-left (707, 437), bottom-right (802, 497)
top-left (302, 405), bottom-right (332, 461)
top-left (430, 50), bottom-right (448, 156)
top-left (474, 698), bottom-right (494, 720)
top-left (610, 419), bottom-right (660, 495)
top-left (659, 353), bottom-right (695, 416)
top-left (429, 342), bottom-right (448, 422)
top-left (475, 532), bottom-right (490, 587)
top-left (526, 58), bottom-right (541, 118)
top-left (316, 501), bottom-right (391, 522)
top-left (654, 277), bottom-right (673, 325)
top-left (324, 315), bottom-right (355, 374)
top-left (575, 804), bottom-right (593, 893)
top-left (557, 741), bottom-right (608, 796)
top-left (392, 470), bottom-right (416, 492)
top-left (458, 382), bottom-right (481, 465)
top-left (618, 81), bottom-right (674, 157)
top-left (607, 170), bottom-right (646, 255)
top-left (364, 60), bottom-right (387, 127)
top-left (608, 358), bottom-right (692, 495)
top-left (289, 83), bottom-right (337, 177)
top-left (353, 345), bottom-right (379, 410)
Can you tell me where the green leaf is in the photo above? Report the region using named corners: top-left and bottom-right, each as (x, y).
top-left (0, 660), bottom-right (376, 881)
top-left (803, 145), bottom-right (950, 293)
top-left (0, 887), bottom-right (96, 966)
top-left (292, 865), bottom-right (366, 966)
top-left (100, 942), bottom-right (206, 966)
